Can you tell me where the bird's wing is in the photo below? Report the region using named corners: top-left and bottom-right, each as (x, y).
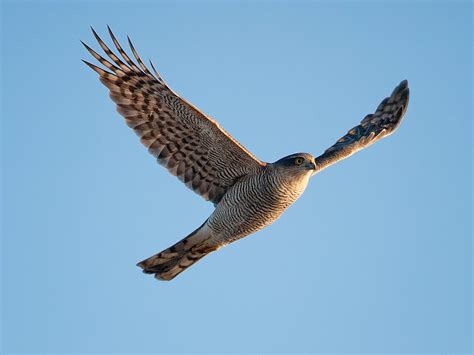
top-left (314, 80), bottom-right (409, 173)
top-left (82, 27), bottom-right (265, 204)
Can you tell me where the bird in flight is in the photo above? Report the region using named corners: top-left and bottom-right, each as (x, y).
top-left (82, 27), bottom-right (409, 281)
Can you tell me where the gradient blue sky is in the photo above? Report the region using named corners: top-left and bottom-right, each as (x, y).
top-left (1, 1), bottom-right (472, 353)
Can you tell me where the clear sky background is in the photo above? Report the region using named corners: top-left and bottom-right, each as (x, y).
top-left (1, 0), bottom-right (472, 353)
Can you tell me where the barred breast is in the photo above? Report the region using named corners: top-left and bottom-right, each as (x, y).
top-left (207, 166), bottom-right (312, 246)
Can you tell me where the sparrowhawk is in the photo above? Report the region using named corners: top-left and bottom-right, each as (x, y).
top-left (83, 27), bottom-right (410, 281)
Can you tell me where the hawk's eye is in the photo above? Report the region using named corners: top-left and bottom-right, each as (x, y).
top-left (294, 157), bottom-right (304, 166)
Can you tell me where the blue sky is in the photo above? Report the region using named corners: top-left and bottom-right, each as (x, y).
top-left (1, 0), bottom-right (472, 353)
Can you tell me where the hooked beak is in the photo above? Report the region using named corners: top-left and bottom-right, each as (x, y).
top-left (308, 162), bottom-right (316, 170)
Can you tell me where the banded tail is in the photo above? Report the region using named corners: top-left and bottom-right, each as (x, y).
top-left (137, 221), bottom-right (216, 281)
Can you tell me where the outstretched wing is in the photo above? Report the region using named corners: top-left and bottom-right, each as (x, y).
top-left (82, 27), bottom-right (265, 204)
top-left (314, 80), bottom-right (409, 173)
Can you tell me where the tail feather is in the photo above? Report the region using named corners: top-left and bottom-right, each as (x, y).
top-left (137, 220), bottom-right (215, 281)
top-left (137, 247), bottom-right (209, 281)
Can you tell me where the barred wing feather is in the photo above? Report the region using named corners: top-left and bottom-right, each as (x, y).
top-left (314, 80), bottom-right (409, 173)
top-left (82, 27), bottom-right (265, 205)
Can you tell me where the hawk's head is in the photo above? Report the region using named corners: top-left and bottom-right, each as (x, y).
top-left (272, 153), bottom-right (316, 176)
